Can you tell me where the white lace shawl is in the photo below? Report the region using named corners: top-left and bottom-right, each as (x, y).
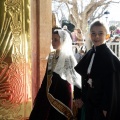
top-left (53, 29), bottom-right (81, 88)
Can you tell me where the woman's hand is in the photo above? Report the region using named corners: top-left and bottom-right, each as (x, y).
top-left (74, 99), bottom-right (83, 109)
top-left (103, 110), bottom-right (107, 117)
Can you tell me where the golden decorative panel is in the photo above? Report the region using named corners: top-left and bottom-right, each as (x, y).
top-left (0, 0), bottom-right (32, 119)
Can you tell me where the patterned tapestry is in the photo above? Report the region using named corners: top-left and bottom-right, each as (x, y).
top-left (0, 0), bottom-right (32, 119)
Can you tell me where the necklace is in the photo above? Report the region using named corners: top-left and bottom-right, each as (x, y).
top-left (52, 52), bottom-right (59, 71)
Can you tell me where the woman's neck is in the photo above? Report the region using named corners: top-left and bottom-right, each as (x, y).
top-left (56, 49), bottom-right (60, 54)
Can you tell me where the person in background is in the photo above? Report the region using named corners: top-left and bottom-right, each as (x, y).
top-left (84, 31), bottom-right (93, 52)
top-left (74, 45), bottom-right (87, 63)
top-left (71, 29), bottom-right (78, 43)
top-left (112, 36), bottom-right (120, 56)
top-left (112, 36), bottom-right (120, 42)
top-left (29, 28), bottom-right (81, 120)
top-left (76, 29), bottom-right (85, 47)
top-left (76, 29), bottom-right (84, 41)
top-left (71, 28), bottom-right (84, 46)
top-left (110, 30), bottom-right (114, 38)
top-left (74, 21), bottom-right (120, 120)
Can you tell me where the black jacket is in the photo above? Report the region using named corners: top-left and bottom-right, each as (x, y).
top-left (75, 44), bottom-right (120, 120)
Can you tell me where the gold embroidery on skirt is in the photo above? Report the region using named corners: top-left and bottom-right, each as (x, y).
top-left (46, 52), bottom-right (77, 120)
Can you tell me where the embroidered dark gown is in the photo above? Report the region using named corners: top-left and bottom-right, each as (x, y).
top-left (29, 54), bottom-right (72, 120)
top-left (74, 44), bottom-right (120, 120)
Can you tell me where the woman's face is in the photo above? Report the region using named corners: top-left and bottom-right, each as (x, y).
top-left (52, 34), bottom-right (61, 50)
top-left (90, 26), bottom-right (107, 47)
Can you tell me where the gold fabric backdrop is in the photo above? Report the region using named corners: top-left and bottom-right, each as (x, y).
top-left (0, 0), bottom-right (32, 119)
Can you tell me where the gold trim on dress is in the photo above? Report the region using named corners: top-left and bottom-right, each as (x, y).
top-left (46, 51), bottom-right (76, 120)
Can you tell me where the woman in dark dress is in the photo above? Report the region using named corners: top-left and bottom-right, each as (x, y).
top-left (29, 28), bottom-right (81, 120)
top-left (74, 21), bottom-right (120, 120)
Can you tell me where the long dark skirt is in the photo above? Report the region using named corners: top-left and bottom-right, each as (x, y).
top-left (84, 100), bottom-right (107, 120)
top-left (29, 72), bottom-right (72, 120)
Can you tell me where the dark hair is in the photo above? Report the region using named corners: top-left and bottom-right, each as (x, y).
top-left (52, 27), bottom-right (61, 34)
top-left (90, 21), bottom-right (107, 33)
top-left (115, 36), bottom-right (119, 39)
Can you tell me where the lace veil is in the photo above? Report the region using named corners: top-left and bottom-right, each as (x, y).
top-left (53, 29), bottom-right (81, 88)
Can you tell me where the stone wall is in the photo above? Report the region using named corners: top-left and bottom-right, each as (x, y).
top-left (31, 0), bottom-right (52, 101)
top-left (40, 0), bottom-right (52, 84)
